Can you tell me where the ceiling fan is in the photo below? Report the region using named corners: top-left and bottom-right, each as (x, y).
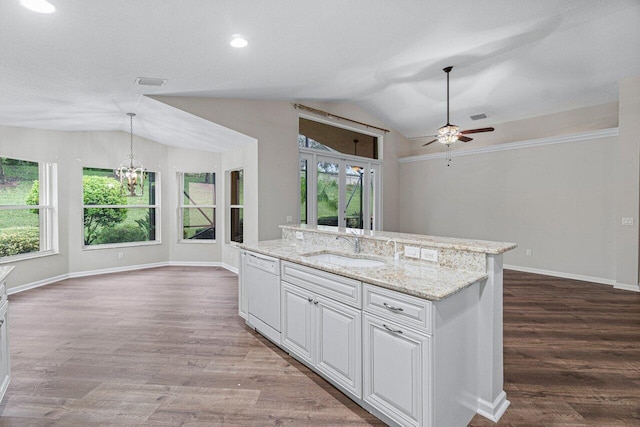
top-left (422, 66), bottom-right (494, 147)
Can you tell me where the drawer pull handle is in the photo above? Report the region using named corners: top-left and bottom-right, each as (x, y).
top-left (308, 297), bottom-right (314, 303)
top-left (383, 302), bottom-right (404, 312)
top-left (383, 324), bottom-right (403, 334)
top-left (313, 300), bottom-right (319, 305)
top-left (0, 319), bottom-right (4, 326)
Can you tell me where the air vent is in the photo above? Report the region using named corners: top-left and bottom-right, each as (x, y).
top-left (470, 113), bottom-right (488, 121)
top-left (135, 77), bottom-right (167, 87)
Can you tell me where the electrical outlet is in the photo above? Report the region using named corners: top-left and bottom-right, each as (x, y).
top-left (526, 249), bottom-right (532, 256)
top-left (118, 252), bottom-right (124, 260)
top-left (295, 231), bottom-right (304, 240)
top-left (404, 246), bottom-right (420, 259)
top-left (286, 215), bottom-right (293, 223)
top-left (420, 248), bottom-right (438, 262)
top-left (622, 217), bottom-right (634, 226)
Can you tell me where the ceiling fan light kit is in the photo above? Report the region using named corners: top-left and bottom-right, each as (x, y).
top-left (422, 66), bottom-right (496, 164)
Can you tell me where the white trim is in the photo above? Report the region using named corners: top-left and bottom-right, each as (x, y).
top-left (504, 264), bottom-right (615, 286)
top-left (477, 391), bottom-right (510, 422)
top-left (613, 282), bottom-right (640, 292)
top-left (8, 261), bottom-right (239, 295)
top-left (400, 128), bottom-right (619, 163)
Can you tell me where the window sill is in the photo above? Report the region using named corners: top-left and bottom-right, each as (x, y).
top-left (0, 250), bottom-right (59, 265)
top-left (82, 240), bottom-right (162, 251)
top-left (178, 239), bottom-right (217, 244)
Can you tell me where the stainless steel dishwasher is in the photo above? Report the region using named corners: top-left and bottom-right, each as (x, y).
top-left (245, 251), bottom-right (281, 343)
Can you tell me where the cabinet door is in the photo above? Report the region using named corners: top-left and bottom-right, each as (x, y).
top-left (363, 314), bottom-right (430, 427)
top-left (0, 301), bottom-right (9, 402)
top-left (281, 283), bottom-right (314, 365)
top-left (315, 296), bottom-right (362, 399)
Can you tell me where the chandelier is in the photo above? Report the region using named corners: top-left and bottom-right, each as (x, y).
top-left (115, 113), bottom-right (146, 197)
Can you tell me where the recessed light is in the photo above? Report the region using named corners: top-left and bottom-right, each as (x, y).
top-left (19, 0), bottom-right (55, 13)
top-left (135, 77), bottom-right (167, 87)
top-left (230, 35), bottom-right (248, 48)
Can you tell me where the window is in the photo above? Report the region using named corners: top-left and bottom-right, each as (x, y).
top-left (0, 156), bottom-right (56, 260)
top-left (229, 169), bottom-right (244, 243)
top-left (179, 172), bottom-right (216, 241)
top-left (82, 167), bottom-right (158, 246)
top-left (299, 119), bottom-right (382, 230)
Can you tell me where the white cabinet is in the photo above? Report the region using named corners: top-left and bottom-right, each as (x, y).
top-left (363, 313), bottom-right (430, 427)
top-left (0, 268), bottom-right (10, 403)
top-left (281, 264), bottom-right (362, 400)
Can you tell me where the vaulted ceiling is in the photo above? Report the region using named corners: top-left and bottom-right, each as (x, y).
top-left (1, 0), bottom-right (639, 151)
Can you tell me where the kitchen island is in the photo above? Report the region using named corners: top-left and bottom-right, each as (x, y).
top-left (239, 225), bottom-right (516, 427)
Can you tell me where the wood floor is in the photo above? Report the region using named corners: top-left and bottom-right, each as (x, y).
top-left (0, 267), bottom-right (638, 426)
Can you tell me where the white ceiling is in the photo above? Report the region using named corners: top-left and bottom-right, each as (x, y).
top-left (1, 0), bottom-right (639, 151)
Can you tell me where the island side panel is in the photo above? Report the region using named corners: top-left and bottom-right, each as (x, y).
top-left (477, 254), bottom-right (510, 421)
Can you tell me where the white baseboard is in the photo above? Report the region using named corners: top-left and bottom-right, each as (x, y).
top-left (614, 282), bottom-right (640, 292)
top-left (477, 391), bottom-right (510, 422)
top-left (8, 261), bottom-right (238, 296)
top-left (504, 264), bottom-right (615, 286)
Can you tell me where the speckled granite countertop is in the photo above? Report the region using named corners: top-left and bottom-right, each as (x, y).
top-left (0, 266), bottom-right (14, 284)
top-left (240, 240), bottom-right (488, 301)
top-left (280, 225), bottom-right (517, 255)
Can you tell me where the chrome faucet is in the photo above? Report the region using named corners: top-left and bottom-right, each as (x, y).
top-left (336, 231), bottom-right (361, 253)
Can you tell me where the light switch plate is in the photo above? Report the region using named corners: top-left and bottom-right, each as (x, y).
top-left (622, 217), bottom-right (634, 226)
top-left (420, 248), bottom-right (438, 262)
top-left (404, 246), bottom-right (420, 259)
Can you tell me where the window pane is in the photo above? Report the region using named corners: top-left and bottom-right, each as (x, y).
top-left (0, 158), bottom-right (39, 206)
top-left (345, 164), bottom-right (364, 229)
top-left (183, 173), bottom-right (215, 206)
top-left (370, 168), bottom-right (376, 230)
top-left (230, 170), bottom-right (243, 205)
top-left (0, 210), bottom-right (40, 257)
top-left (300, 159), bottom-right (307, 224)
top-left (231, 207), bottom-right (243, 243)
top-left (183, 207), bottom-right (215, 240)
top-left (317, 161), bottom-right (339, 226)
top-left (83, 167), bottom-right (156, 206)
top-left (84, 207), bottom-right (156, 246)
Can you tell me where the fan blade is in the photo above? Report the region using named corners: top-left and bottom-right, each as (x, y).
top-left (460, 127), bottom-right (494, 135)
top-left (458, 135), bottom-right (473, 142)
top-left (422, 139), bottom-right (437, 146)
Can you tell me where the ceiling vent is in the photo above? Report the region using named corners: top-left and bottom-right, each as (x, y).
top-left (135, 77), bottom-right (167, 87)
top-left (470, 113), bottom-right (488, 121)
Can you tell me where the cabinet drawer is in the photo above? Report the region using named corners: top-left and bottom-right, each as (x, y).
top-left (363, 284), bottom-right (432, 334)
top-left (282, 261), bottom-right (361, 308)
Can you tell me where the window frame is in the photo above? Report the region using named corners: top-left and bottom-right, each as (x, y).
top-left (178, 172), bottom-right (217, 244)
top-left (0, 157), bottom-right (58, 263)
top-left (227, 168), bottom-right (244, 245)
top-left (81, 167), bottom-right (161, 250)
top-left (298, 115), bottom-right (383, 231)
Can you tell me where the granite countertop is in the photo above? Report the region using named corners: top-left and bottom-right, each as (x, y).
top-left (0, 266), bottom-right (14, 284)
top-left (280, 224), bottom-right (517, 255)
top-left (240, 240), bottom-right (488, 301)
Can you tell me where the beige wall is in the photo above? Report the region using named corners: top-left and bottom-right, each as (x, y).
top-left (616, 76), bottom-right (640, 287)
top-left (152, 97), bottom-right (412, 236)
top-left (399, 135), bottom-right (618, 282)
top-left (0, 125), bottom-right (230, 289)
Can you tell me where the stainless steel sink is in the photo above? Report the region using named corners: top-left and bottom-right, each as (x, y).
top-left (302, 252), bottom-right (385, 268)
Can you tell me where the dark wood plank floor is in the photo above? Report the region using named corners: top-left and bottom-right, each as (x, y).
top-left (0, 267), bottom-right (639, 426)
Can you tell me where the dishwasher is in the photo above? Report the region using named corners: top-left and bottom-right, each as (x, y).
top-left (245, 251), bottom-right (281, 344)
